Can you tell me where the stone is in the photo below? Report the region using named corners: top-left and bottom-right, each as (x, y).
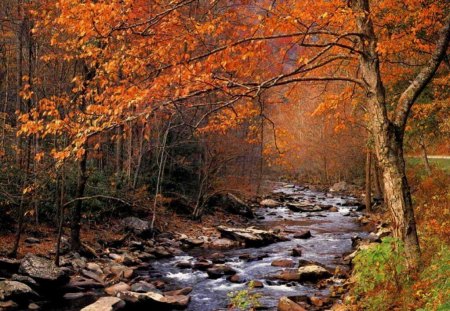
top-left (277, 270), bottom-right (302, 282)
top-left (206, 265), bottom-right (236, 279)
top-left (309, 296), bottom-right (327, 307)
top-left (130, 281), bottom-right (156, 293)
top-left (293, 230), bottom-right (312, 239)
top-left (19, 254), bottom-right (68, 285)
top-left (0, 300), bottom-right (18, 310)
top-left (209, 253), bottom-right (226, 264)
top-left (86, 263), bottom-right (102, 274)
top-left (277, 296), bottom-right (306, 311)
top-left (248, 280), bottom-right (263, 288)
top-left (117, 291), bottom-right (190, 309)
top-left (292, 248), bottom-right (302, 257)
top-left (81, 269), bottom-right (104, 284)
top-left (10, 274), bottom-right (38, 288)
top-left (81, 297), bottom-right (126, 311)
top-left (207, 193), bottom-right (254, 218)
top-left (259, 199), bottom-right (280, 208)
top-left (67, 276), bottom-right (104, 290)
top-left (329, 207), bottom-right (339, 212)
top-left (105, 282), bottom-right (131, 296)
top-left (0, 280), bottom-right (38, 303)
top-left (175, 261), bottom-right (191, 269)
top-left (28, 303), bottom-right (40, 310)
top-left (164, 287), bottom-right (192, 296)
top-left (64, 292), bottom-right (93, 300)
top-left (192, 260), bottom-right (212, 271)
top-left (297, 265), bottom-right (332, 282)
top-left (271, 259), bottom-right (295, 268)
top-left (121, 217), bottom-right (153, 237)
top-left (217, 226), bottom-right (284, 247)
top-left (287, 202), bottom-right (322, 212)
top-left (209, 238), bottom-right (238, 249)
top-left (227, 275), bottom-right (242, 283)
top-left (180, 238), bottom-right (204, 247)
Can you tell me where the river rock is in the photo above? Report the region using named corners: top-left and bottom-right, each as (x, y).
top-left (277, 296), bottom-right (306, 311)
top-left (329, 206), bottom-right (339, 212)
top-left (117, 291), bottom-right (190, 309)
top-left (209, 253), bottom-right (226, 264)
top-left (164, 287), bottom-right (192, 296)
top-left (208, 193), bottom-right (254, 218)
top-left (297, 265), bottom-right (332, 282)
top-left (206, 265), bottom-right (236, 279)
top-left (192, 260), bottom-right (212, 271)
top-left (131, 281), bottom-right (156, 293)
top-left (86, 263), bottom-right (102, 274)
top-left (292, 247), bottom-right (302, 257)
top-left (248, 280), bottom-right (264, 288)
top-left (19, 254), bottom-right (68, 285)
top-left (10, 274), bottom-right (38, 288)
top-left (293, 230), bottom-right (312, 239)
top-left (209, 238), bottom-right (239, 249)
top-left (175, 261), bottom-right (191, 269)
top-left (0, 300), bottom-right (18, 310)
top-left (0, 280), bottom-right (38, 303)
top-left (287, 203), bottom-right (322, 212)
top-left (217, 226), bottom-right (284, 247)
top-left (227, 275), bottom-right (242, 283)
top-left (122, 217), bottom-right (153, 237)
top-left (81, 297), bottom-right (126, 311)
top-left (260, 199), bottom-right (280, 208)
top-left (105, 282), bottom-right (131, 296)
top-left (271, 259), bottom-right (295, 268)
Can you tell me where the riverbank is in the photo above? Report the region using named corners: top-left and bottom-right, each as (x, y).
top-left (0, 182), bottom-right (386, 311)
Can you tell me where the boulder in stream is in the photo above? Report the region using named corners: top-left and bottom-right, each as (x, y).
top-left (277, 296), bottom-right (306, 311)
top-left (19, 254), bottom-right (69, 285)
top-left (81, 297), bottom-right (126, 311)
top-left (117, 291), bottom-right (190, 310)
top-left (287, 203), bottom-right (322, 212)
top-left (121, 217), bottom-right (153, 237)
top-left (297, 265), bottom-right (332, 282)
top-left (217, 226), bottom-right (284, 247)
top-left (271, 259), bottom-right (295, 268)
top-left (0, 280), bottom-right (38, 304)
top-left (293, 230), bottom-right (312, 239)
top-left (259, 199), bottom-right (280, 208)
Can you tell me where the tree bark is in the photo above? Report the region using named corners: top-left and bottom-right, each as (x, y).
top-left (70, 146), bottom-right (88, 251)
top-left (351, 0), bottom-right (422, 266)
top-left (365, 150), bottom-right (372, 212)
top-left (419, 136), bottom-right (432, 174)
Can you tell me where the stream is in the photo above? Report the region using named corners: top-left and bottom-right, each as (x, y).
top-left (148, 183), bottom-right (367, 310)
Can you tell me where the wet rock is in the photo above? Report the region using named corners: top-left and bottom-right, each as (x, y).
top-left (175, 261), bottom-right (191, 269)
top-left (121, 217), bottom-right (153, 237)
top-left (81, 296), bottom-right (126, 311)
top-left (19, 254), bottom-right (68, 285)
top-left (287, 203), bottom-right (322, 212)
top-left (192, 260), bottom-right (212, 271)
top-left (227, 275), bottom-right (242, 283)
top-left (248, 280), bottom-right (263, 288)
top-left (180, 237), bottom-right (204, 248)
top-left (206, 265), bottom-right (236, 279)
top-left (292, 248), bottom-right (302, 257)
top-left (131, 281), bottom-right (156, 293)
top-left (277, 296), bottom-right (306, 311)
top-left (153, 247), bottom-right (173, 258)
top-left (271, 259), bottom-right (295, 268)
top-left (105, 282), bottom-right (131, 296)
top-left (164, 287), bottom-right (192, 296)
top-left (152, 280), bottom-right (166, 289)
top-left (297, 265), bottom-right (332, 282)
top-left (277, 270), bottom-right (302, 282)
top-left (309, 296), bottom-right (327, 307)
top-left (117, 291), bottom-right (190, 309)
top-left (217, 226), bottom-right (284, 247)
top-left (209, 253), bottom-right (226, 264)
top-left (259, 199), bottom-right (280, 208)
top-left (293, 230), bottom-right (312, 239)
top-left (109, 265), bottom-right (135, 280)
top-left (0, 280), bottom-right (38, 303)
top-left (329, 206), bottom-right (339, 212)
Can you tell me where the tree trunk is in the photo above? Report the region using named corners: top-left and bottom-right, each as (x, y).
top-left (70, 147), bottom-right (88, 251)
top-left (419, 136), bottom-right (432, 174)
top-left (365, 150), bottom-right (372, 212)
top-left (351, 0), bottom-right (421, 266)
top-left (372, 155), bottom-right (383, 200)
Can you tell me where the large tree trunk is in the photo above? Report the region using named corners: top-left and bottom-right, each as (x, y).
top-left (351, 0), bottom-right (421, 266)
top-left (365, 150), bottom-right (372, 212)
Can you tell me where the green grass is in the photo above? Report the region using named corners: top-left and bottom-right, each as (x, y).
top-left (407, 157), bottom-right (450, 173)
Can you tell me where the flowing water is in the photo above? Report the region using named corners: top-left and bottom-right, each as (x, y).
top-left (150, 183), bottom-right (367, 310)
